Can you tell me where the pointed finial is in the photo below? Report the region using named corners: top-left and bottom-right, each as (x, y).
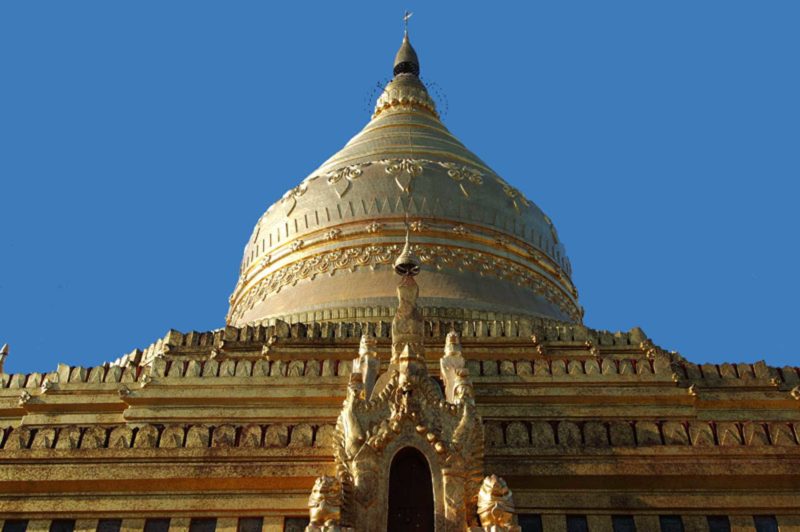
top-left (403, 10), bottom-right (413, 34)
top-left (393, 14), bottom-right (420, 77)
top-left (394, 219), bottom-right (421, 276)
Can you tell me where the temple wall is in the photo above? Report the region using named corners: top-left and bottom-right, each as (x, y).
top-left (0, 322), bottom-right (798, 529)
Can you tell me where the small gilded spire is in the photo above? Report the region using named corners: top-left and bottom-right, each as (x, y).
top-left (0, 344), bottom-right (7, 373)
top-left (394, 223), bottom-right (421, 276)
top-left (393, 13), bottom-right (420, 77)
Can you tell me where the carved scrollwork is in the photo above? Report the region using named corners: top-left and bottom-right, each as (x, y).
top-left (325, 163), bottom-right (372, 199)
top-left (324, 228), bottom-right (342, 241)
top-left (229, 243), bottom-right (581, 324)
top-left (437, 161), bottom-right (484, 198)
top-left (364, 222), bottom-right (383, 234)
top-left (495, 178), bottom-right (530, 213)
top-left (409, 219), bottom-right (427, 232)
top-left (380, 158), bottom-right (424, 194)
top-left (281, 182), bottom-right (308, 216)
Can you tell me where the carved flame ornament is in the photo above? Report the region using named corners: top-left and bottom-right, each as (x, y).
top-left (305, 237), bottom-right (519, 531)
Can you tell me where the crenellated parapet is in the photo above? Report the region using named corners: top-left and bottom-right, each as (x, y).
top-left (481, 419), bottom-right (799, 449)
top-left (0, 326), bottom-right (796, 445)
top-left (0, 422), bottom-right (338, 451)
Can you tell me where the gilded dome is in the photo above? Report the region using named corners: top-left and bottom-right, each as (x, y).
top-left (227, 35), bottom-right (581, 326)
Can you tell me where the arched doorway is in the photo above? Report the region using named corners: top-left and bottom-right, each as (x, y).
top-left (387, 447), bottom-right (435, 531)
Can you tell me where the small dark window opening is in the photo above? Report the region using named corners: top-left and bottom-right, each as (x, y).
top-left (754, 516), bottom-right (778, 532)
top-left (49, 521), bottom-right (75, 532)
top-left (189, 519), bottom-right (216, 532)
top-left (237, 518), bottom-right (263, 532)
top-left (283, 518), bottom-right (309, 532)
top-left (518, 514), bottom-right (543, 532)
top-left (566, 515), bottom-right (589, 532)
top-left (707, 516), bottom-right (731, 532)
top-left (612, 515), bottom-right (637, 532)
top-left (97, 520), bottom-right (122, 532)
top-left (144, 519), bottom-right (170, 532)
top-left (659, 515), bottom-right (684, 532)
top-left (2, 521), bottom-right (28, 532)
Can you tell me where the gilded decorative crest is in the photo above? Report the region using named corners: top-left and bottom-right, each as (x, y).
top-left (281, 182), bottom-right (308, 216)
top-left (438, 161), bottom-right (484, 198)
top-left (365, 222), bottom-right (383, 234)
top-left (380, 158), bottom-right (424, 194)
top-left (324, 228), bottom-right (342, 241)
top-left (495, 178), bottom-right (530, 213)
top-left (325, 163), bottom-right (372, 199)
top-left (409, 219), bottom-right (427, 232)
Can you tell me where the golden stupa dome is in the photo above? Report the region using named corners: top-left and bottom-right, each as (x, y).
top-left (227, 34), bottom-right (581, 326)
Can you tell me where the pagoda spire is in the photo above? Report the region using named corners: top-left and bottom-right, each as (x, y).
top-left (393, 13), bottom-right (420, 77)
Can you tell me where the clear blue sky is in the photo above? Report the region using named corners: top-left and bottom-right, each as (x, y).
top-left (1, 2), bottom-right (798, 374)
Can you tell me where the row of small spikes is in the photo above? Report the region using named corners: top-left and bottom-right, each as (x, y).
top-left (1, 364), bottom-right (143, 389)
top-left (104, 320), bottom-right (649, 368)
top-left (470, 358), bottom-right (799, 383)
top-left (155, 321), bottom-right (649, 346)
top-left (5, 357), bottom-right (798, 389)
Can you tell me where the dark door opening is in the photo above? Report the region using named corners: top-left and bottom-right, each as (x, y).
top-left (387, 447), bottom-right (435, 531)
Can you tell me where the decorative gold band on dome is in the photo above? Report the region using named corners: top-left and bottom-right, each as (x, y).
top-left (233, 217), bottom-right (576, 299)
top-left (373, 77), bottom-right (438, 119)
top-left (227, 240), bottom-right (581, 326)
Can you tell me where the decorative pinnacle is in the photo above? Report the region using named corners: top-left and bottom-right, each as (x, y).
top-left (393, 16), bottom-right (420, 77)
top-left (394, 223), bottom-right (421, 277)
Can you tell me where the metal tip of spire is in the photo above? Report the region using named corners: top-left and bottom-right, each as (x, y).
top-left (394, 11), bottom-right (420, 77)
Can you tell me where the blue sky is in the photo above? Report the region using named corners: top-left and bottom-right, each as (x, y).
top-left (1, 2), bottom-right (798, 374)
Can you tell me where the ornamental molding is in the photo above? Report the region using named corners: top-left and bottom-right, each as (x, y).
top-left (326, 163), bottom-right (373, 199)
top-left (237, 216), bottom-right (573, 294)
top-left (296, 158), bottom-right (527, 208)
top-left (228, 242), bottom-right (581, 325)
top-left (372, 79), bottom-right (439, 119)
